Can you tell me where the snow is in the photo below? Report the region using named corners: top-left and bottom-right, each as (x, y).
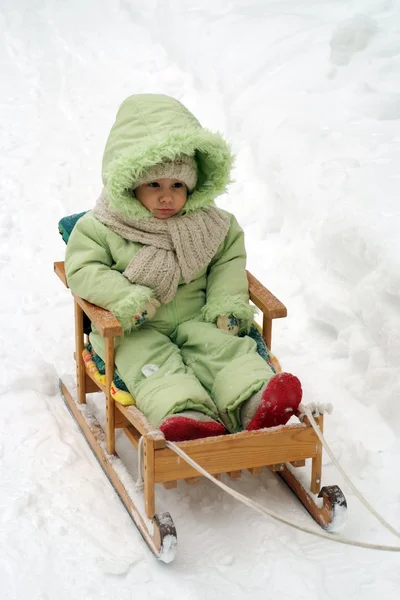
top-left (1, 0), bottom-right (400, 597)
top-left (326, 500), bottom-right (349, 534)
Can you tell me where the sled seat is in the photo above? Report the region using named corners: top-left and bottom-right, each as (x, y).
top-left (55, 257), bottom-right (348, 561)
top-left (55, 208), bottom-right (348, 560)
top-left (55, 259), bottom-right (328, 507)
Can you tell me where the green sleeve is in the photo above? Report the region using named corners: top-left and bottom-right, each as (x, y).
top-left (65, 213), bottom-right (154, 332)
top-left (201, 213), bottom-right (256, 333)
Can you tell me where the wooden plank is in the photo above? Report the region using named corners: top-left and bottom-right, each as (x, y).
top-left (85, 373), bottom-right (101, 394)
top-left (114, 410), bottom-right (131, 429)
top-left (227, 471), bottom-right (242, 479)
top-left (185, 477), bottom-right (201, 485)
top-left (162, 481), bottom-right (178, 489)
top-left (74, 299), bottom-right (86, 405)
top-left (54, 261), bottom-right (68, 287)
top-left (105, 337), bottom-right (115, 455)
top-left (269, 463), bottom-right (285, 472)
top-left (144, 435), bottom-right (156, 518)
top-left (85, 367), bottom-right (106, 392)
top-left (74, 295), bottom-right (123, 338)
top-left (262, 314), bottom-right (272, 350)
top-left (311, 415), bottom-right (323, 494)
top-left (248, 466), bottom-right (263, 476)
top-left (154, 425), bottom-right (318, 483)
top-left (290, 459), bottom-right (306, 468)
top-left (123, 426), bottom-right (140, 448)
top-left (247, 271), bottom-right (287, 319)
top-left (117, 403), bottom-right (165, 448)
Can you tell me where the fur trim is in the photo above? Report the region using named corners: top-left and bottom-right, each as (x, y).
top-left (111, 284), bottom-right (155, 332)
top-left (201, 295), bottom-right (257, 334)
top-left (103, 129), bottom-right (234, 220)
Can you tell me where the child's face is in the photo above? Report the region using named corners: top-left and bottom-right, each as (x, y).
top-left (134, 178), bottom-right (188, 219)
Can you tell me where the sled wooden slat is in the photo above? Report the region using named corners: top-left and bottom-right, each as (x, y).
top-left (247, 271), bottom-right (287, 319)
top-left (115, 411), bottom-right (131, 429)
top-left (185, 477), bottom-right (201, 485)
top-left (54, 261), bottom-right (68, 287)
top-left (310, 415), bottom-right (323, 494)
top-left (153, 425), bottom-right (317, 483)
top-left (74, 295), bottom-right (123, 338)
top-left (123, 426), bottom-right (140, 447)
top-left (116, 404), bottom-right (165, 447)
top-left (85, 373), bottom-right (102, 394)
top-left (291, 459), bottom-right (306, 468)
top-left (227, 470), bottom-right (242, 479)
top-left (269, 463), bottom-right (285, 472)
top-left (248, 466), bottom-right (263, 476)
top-left (74, 300), bottom-right (86, 405)
top-left (105, 337), bottom-right (116, 455)
top-left (262, 314), bottom-right (273, 349)
top-left (162, 481), bottom-right (178, 489)
top-left (144, 435), bottom-right (156, 518)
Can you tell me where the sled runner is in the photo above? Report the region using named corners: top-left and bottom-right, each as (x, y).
top-left (55, 256), bottom-right (346, 563)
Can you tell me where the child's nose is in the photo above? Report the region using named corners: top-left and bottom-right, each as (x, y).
top-left (160, 193), bottom-right (173, 204)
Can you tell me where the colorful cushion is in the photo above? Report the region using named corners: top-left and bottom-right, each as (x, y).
top-left (58, 211), bottom-right (88, 244)
top-left (83, 344), bottom-right (136, 406)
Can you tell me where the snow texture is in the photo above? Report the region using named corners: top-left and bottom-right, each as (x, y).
top-left (1, 0), bottom-right (400, 598)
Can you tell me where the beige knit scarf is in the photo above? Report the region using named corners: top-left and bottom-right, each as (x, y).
top-left (93, 191), bottom-right (231, 304)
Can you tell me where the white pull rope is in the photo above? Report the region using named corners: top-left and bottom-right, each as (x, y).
top-left (164, 440), bottom-right (400, 552)
top-left (303, 406), bottom-right (400, 540)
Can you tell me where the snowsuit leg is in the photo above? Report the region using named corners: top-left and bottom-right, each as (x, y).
top-left (172, 320), bottom-right (275, 432)
top-left (90, 325), bottom-right (219, 428)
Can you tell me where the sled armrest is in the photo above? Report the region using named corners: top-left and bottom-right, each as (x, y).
top-left (54, 261), bottom-right (123, 338)
top-left (247, 271), bottom-right (287, 319)
top-left (73, 296), bottom-right (123, 338)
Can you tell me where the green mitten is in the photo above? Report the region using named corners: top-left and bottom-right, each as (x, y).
top-left (132, 298), bottom-right (160, 327)
top-left (216, 315), bottom-right (240, 336)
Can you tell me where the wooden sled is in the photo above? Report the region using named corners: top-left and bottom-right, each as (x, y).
top-left (55, 261), bottom-right (347, 562)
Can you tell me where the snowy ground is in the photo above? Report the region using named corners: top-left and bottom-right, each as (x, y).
top-left (1, 0), bottom-right (400, 598)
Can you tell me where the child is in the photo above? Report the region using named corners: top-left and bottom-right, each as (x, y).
top-left (65, 94), bottom-right (302, 442)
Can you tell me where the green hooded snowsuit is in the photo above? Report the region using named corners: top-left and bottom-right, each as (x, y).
top-left (65, 94), bottom-right (274, 432)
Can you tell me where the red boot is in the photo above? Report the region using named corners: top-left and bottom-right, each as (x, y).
top-left (160, 410), bottom-right (227, 442)
top-left (244, 373), bottom-right (302, 431)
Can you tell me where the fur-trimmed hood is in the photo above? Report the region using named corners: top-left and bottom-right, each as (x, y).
top-left (101, 94), bottom-right (234, 220)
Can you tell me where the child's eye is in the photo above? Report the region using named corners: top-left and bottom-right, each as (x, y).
top-left (172, 182), bottom-right (183, 188)
top-left (148, 182), bottom-right (160, 188)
